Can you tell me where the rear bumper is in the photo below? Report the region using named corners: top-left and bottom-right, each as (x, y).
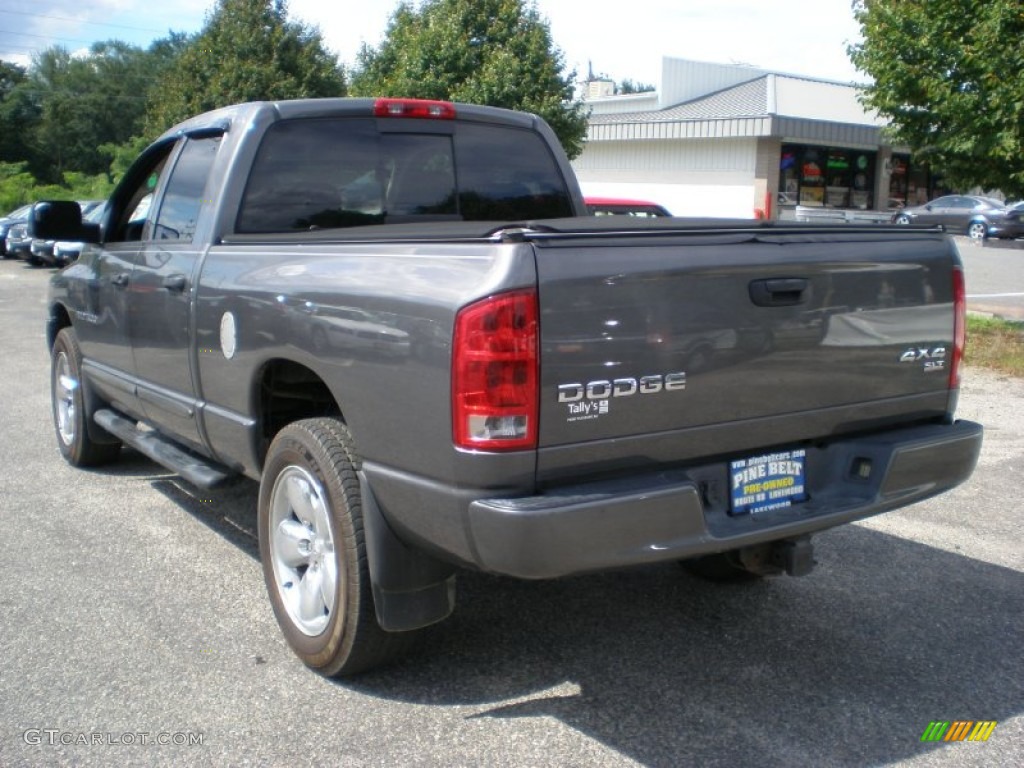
top-left (462, 420), bottom-right (982, 578)
top-left (989, 222), bottom-right (1024, 239)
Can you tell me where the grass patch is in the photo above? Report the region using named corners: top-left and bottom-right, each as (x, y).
top-left (966, 315), bottom-right (1024, 376)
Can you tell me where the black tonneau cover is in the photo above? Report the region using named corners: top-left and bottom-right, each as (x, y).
top-left (220, 217), bottom-right (943, 245)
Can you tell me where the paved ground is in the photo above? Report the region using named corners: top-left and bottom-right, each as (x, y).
top-left (0, 257), bottom-right (1020, 767)
top-left (955, 236), bottom-right (1024, 321)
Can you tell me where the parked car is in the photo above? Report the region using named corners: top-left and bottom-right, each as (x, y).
top-left (51, 202), bottom-right (107, 266)
top-left (0, 204), bottom-right (32, 259)
top-left (892, 195), bottom-right (1023, 240)
top-left (585, 196), bottom-right (672, 217)
top-left (5, 220), bottom-right (33, 261)
top-left (31, 200), bottom-right (103, 267)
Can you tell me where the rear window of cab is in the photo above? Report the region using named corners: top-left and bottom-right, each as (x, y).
top-left (236, 118), bottom-right (573, 233)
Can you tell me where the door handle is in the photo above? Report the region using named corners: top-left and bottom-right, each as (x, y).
top-left (749, 278), bottom-right (809, 307)
top-left (111, 272), bottom-right (130, 287)
top-left (162, 274), bottom-right (187, 292)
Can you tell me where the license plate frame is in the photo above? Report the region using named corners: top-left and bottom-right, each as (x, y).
top-left (729, 449), bottom-right (807, 515)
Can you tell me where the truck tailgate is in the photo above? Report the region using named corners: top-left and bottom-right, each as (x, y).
top-left (534, 228), bottom-right (959, 481)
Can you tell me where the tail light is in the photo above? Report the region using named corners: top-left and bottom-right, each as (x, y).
top-left (452, 290), bottom-right (538, 451)
top-left (373, 98), bottom-right (456, 120)
top-left (951, 266), bottom-right (965, 389)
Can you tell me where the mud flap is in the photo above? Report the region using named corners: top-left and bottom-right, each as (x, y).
top-left (359, 472), bottom-right (456, 632)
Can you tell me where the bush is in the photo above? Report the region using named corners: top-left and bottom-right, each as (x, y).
top-left (0, 162), bottom-right (113, 213)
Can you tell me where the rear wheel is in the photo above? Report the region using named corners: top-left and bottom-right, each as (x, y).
top-left (967, 220), bottom-right (988, 240)
top-left (51, 328), bottom-right (121, 466)
top-left (258, 418), bottom-right (418, 677)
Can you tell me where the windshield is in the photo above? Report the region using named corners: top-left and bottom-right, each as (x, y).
top-left (4, 204), bottom-right (32, 220)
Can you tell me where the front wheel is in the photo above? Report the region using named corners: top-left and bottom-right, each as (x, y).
top-left (258, 418), bottom-right (418, 677)
top-left (51, 328), bottom-right (121, 466)
top-left (967, 221), bottom-right (988, 240)
top-left (894, 214), bottom-right (911, 225)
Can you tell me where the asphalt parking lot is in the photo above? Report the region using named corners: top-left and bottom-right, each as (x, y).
top-left (953, 235), bottom-right (1024, 321)
top-left (0, 257), bottom-right (1021, 767)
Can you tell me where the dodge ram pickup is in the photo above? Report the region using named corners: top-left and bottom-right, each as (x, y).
top-left (35, 97), bottom-right (983, 677)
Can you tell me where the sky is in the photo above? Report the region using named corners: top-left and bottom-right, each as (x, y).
top-left (0, 0), bottom-right (867, 86)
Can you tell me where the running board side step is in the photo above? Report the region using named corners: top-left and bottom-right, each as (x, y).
top-left (94, 409), bottom-right (234, 489)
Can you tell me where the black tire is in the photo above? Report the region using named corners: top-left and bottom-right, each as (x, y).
top-left (894, 214), bottom-right (911, 225)
top-left (258, 418), bottom-right (418, 677)
top-left (680, 552), bottom-right (763, 583)
top-left (51, 328), bottom-right (122, 466)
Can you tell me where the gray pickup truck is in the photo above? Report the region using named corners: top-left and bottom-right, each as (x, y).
top-left (36, 97), bottom-right (983, 677)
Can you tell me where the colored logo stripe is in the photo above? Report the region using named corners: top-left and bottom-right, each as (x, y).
top-left (969, 722), bottom-right (997, 742)
top-left (921, 721), bottom-right (997, 742)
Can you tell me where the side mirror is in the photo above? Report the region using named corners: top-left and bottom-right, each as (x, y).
top-left (924, 204), bottom-right (933, 211)
top-left (28, 201), bottom-right (101, 243)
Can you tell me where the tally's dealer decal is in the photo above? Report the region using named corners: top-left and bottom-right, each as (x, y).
top-left (730, 449), bottom-right (807, 514)
top-left (920, 721), bottom-right (997, 742)
top-left (566, 399), bottom-right (609, 423)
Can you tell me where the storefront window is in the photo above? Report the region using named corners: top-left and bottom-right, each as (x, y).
top-left (779, 148), bottom-right (799, 205)
top-left (887, 154), bottom-right (909, 208)
top-left (779, 144), bottom-right (875, 209)
top-left (850, 152), bottom-right (874, 209)
top-left (826, 150), bottom-right (850, 207)
top-left (799, 147), bottom-right (825, 206)
top-left (888, 153), bottom-right (948, 207)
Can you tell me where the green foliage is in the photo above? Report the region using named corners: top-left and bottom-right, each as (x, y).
top-left (0, 37), bottom-right (184, 186)
top-left (0, 162), bottom-right (38, 212)
top-left (351, 0), bottom-right (588, 159)
top-left (0, 162), bottom-right (113, 212)
top-left (0, 62), bottom-right (35, 165)
top-left (145, 0), bottom-right (346, 133)
top-left (29, 40), bottom-right (183, 180)
top-left (617, 79), bottom-right (655, 95)
top-left (100, 136), bottom-right (153, 185)
top-left (849, 0), bottom-right (1024, 197)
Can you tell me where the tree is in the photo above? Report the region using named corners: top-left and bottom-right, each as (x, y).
top-left (27, 40), bottom-right (184, 180)
top-left (351, 0), bottom-right (587, 159)
top-left (0, 38), bottom-right (184, 202)
top-left (616, 79), bottom-right (655, 95)
top-left (145, 0), bottom-right (345, 132)
top-left (849, 0), bottom-right (1024, 197)
top-left (0, 62), bottom-right (36, 165)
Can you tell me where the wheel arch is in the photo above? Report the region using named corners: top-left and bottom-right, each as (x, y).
top-left (50, 321), bottom-right (122, 452)
top-left (254, 357), bottom-right (345, 469)
top-left (252, 362), bottom-right (456, 636)
top-left (47, 302), bottom-right (73, 350)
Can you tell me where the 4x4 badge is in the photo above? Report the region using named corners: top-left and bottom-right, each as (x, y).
top-left (899, 346), bottom-right (946, 372)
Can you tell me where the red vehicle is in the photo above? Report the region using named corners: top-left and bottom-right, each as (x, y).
top-left (585, 196), bottom-right (671, 217)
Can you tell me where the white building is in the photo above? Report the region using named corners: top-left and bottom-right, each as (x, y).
top-left (572, 57), bottom-right (933, 220)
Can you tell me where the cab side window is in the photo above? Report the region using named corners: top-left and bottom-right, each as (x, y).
top-left (108, 143), bottom-right (175, 243)
top-left (153, 136), bottom-right (222, 241)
